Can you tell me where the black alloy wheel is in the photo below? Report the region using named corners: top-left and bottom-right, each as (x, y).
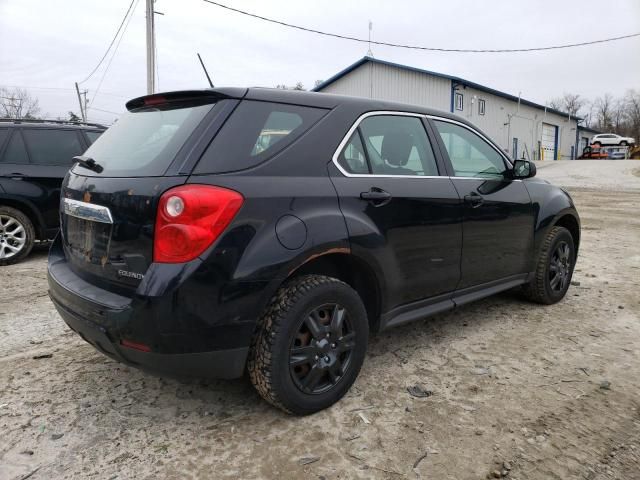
top-left (248, 275), bottom-right (369, 415)
top-left (549, 241), bottom-right (571, 293)
top-left (522, 226), bottom-right (576, 304)
top-left (289, 303), bottom-right (356, 395)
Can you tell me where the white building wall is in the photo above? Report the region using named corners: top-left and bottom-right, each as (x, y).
top-left (455, 86), bottom-right (577, 160)
top-left (320, 62), bottom-right (579, 160)
top-left (320, 62), bottom-right (451, 112)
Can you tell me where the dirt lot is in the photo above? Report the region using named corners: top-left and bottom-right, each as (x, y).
top-left (1, 160), bottom-right (639, 480)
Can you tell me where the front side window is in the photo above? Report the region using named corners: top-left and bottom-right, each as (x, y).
top-left (355, 115), bottom-right (439, 176)
top-left (433, 120), bottom-right (507, 179)
top-left (22, 129), bottom-right (84, 165)
top-left (195, 101), bottom-right (326, 174)
top-left (1, 131), bottom-right (29, 164)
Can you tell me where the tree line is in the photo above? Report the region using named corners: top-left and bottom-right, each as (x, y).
top-left (548, 90), bottom-right (640, 140)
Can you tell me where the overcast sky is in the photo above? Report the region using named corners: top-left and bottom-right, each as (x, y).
top-left (1, 0), bottom-right (638, 124)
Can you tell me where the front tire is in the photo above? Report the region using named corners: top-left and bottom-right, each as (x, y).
top-left (0, 206), bottom-right (35, 266)
top-left (248, 275), bottom-right (369, 415)
top-left (522, 226), bottom-right (575, 304)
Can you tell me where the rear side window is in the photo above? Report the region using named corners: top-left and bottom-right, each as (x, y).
top-left (85, 130), bottom-right (103, 145)
top-left (22, 129), bottom-right (84, 165)
top-left (80, 102), bottom-right (214, 176)
top-left (337, 132), bottom-right (369, 174)
top-left (1, 131), bottom-right (29, 164)
top-left (337, 115), bottom-right (439, 176)
top-left (194, 101), bottom-right (326, 174)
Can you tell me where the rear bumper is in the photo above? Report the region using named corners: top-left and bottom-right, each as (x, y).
top-left (47, 238), bottom-right (250, 379)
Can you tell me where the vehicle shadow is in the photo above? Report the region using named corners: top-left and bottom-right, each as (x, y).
top-left (54, 288), bottom-right (533, 425)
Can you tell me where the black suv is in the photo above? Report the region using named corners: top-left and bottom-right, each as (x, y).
top-left (0, 119), bottom-right (105, 264)
top-left (47, 89), bottom-right (580, 414)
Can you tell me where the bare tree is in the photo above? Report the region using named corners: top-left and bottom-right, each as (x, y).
top-left (0, 87), bottom-right (41, 119)
top-left (594, 93), bottom-right (614, 131)
top-left (624, 89), bottom-right (640, 141)
top-left (274, 82), bottom-right (306, 91)
top-left (547, 93), bottom-right (585, 117)
top-left (548, 97), bottom-right (563, 111)
top-left (562, 93), bottom-right (585, 117)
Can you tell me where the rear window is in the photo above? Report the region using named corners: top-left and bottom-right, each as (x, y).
top-left (22, 129), bottom-right (84, 165)
top-left (194, 101), bottom-right (326, 174)
top-left (77, 102), bottom-right (214, 176)
top-left (85, 130), bottom-right (103, 145)
top-left (0, 129), bottom-right (8, 151)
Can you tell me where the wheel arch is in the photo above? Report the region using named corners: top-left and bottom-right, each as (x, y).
top-left (281, 251), bottom-right (383, 333)
top-left (553, 213), bottom-right (580, 254)
top-left (0, 195), bottom-right (47, 240)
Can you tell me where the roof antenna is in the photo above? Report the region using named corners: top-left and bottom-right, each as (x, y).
top-left (367, 21), bottom-right (374, 57)
top-left (197, 53), bottom-right (214, 88)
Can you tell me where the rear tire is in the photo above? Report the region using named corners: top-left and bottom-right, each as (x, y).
top-left (593, 141), bottom-right (601, 146)
top-left (247, 275), bottom-right (369, 415)
top-left (0, 206), bottom-right (35, 266)
top-left (522, 226), bottom-right (575, 304)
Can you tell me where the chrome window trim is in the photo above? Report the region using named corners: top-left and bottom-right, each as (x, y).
top-left (331, 110), bottom-right (442, 179)
top-left (331, 110), bottom-right (517, 181)
top-left (63, 198), bottom-right (114, 224)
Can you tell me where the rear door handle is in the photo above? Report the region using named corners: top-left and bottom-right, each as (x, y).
top-left (360, 188), bottom-right (392, 206)
top-left (464, 192), bottom-right (484, 208)
top-left (9, 173), bottom-right (26, 180)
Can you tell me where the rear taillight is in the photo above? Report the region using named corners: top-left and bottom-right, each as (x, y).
top-left (153, 185), bottom-right (243, 263)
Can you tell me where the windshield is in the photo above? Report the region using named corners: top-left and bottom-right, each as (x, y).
top-left (78, 103), bottom-right (214, 176)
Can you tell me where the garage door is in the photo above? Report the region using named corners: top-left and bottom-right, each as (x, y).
top-left (542, 123), bottom-right (557, 160)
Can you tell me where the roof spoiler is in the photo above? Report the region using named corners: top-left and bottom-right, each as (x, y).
top-left (125, 88), bottom-right (247, 111)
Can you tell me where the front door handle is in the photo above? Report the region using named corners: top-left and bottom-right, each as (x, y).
top-left (464, 192), bottom-right (484, 208)
top-left (360, 188), bottom-right (392, 207)
top-left (9, 173), bottom-right (26, 180)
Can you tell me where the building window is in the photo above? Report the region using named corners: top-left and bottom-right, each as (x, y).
top-left (455, 92), bottom-right (463, 111)
top-left (478, 99), bottom-right (485, 115)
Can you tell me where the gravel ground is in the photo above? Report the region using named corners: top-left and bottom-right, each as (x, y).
top-left (1, 160), bottom-right (639, 479)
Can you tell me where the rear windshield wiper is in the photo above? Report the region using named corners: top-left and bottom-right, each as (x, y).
top-left (73, 155), bottom-right (104, 173)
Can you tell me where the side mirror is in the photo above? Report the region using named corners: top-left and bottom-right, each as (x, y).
top-left (512, 159), bottom-right (536, 179)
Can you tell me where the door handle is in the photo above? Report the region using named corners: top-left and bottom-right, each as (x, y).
top-left (360, 188), bottom-right (392, 206)
top-left (9, 173), bottom-right (26, 180)
top-left (464, 192), bottom-right (484, 208)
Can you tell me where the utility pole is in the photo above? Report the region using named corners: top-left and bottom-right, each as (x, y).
top-left (75, 82), bottom-right (87, 122)
top-left (146, 0), bottom-right (156, 95)
top-left (82, 90), bottom-right (88, 121)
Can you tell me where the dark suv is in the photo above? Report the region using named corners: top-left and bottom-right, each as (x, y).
top-left (47, 89), bottom-right (580, 414)
top-left (0, 119), bottom-right (105, 264)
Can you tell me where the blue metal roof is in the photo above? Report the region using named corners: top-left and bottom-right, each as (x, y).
top-left (313, 57), bottom-right (577, 119)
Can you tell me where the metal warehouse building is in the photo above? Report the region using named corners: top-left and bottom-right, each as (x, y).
top-left (313, 57), bottom-right (580, 161)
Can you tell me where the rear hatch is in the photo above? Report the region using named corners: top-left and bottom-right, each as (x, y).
top-left (60, 90), bottom-right (242, 294)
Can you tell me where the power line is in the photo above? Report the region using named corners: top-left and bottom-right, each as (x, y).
top-left (0, 84), bottom-right (129, 99)
top-left (78, 0), bottom-right (137, 84)
top-left (202, 0), bottom-right (640, 53)
top-left (90, 0), bottom-right (140, 107)
top-left (88, 106), bottom-right (122, 115)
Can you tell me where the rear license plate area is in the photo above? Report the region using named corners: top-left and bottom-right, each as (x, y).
top-left (65, 215), bottom-right (113, 265)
